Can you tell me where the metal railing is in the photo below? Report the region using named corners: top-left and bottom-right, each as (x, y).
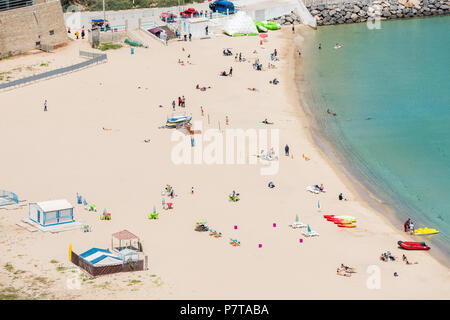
top-left (0, 51), bottom-right (107, 91)
top-left (0, 0), bottom-right (33, 12)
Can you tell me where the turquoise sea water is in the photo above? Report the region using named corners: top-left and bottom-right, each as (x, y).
top-left (301, 16), bottom-right (450, 264)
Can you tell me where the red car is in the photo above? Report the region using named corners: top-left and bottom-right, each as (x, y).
top-left (180, 8), bottom-right (199, 18)
top-left (160, 12), bottom-right (177, 22)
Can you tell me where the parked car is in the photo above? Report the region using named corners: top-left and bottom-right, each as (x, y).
top-left (180, 8), bottom-right (199, 18)
top-left (209, 0), bottom-right (235, 14)
top-left (160, 12), bottom-right (177, 23)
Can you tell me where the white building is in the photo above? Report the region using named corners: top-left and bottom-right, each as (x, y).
top-left (28, 199), bottom-right (74, 227)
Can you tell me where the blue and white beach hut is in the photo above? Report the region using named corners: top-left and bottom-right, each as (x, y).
top-left (28, 199), bottom-right (74, 227)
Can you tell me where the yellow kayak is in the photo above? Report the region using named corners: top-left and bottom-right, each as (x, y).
top-left (413, 227), bottom-right (439, 236)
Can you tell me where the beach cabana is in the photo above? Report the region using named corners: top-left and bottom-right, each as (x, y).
top-left (111, 230), bottom-right (141, 252)
top-left (28, 199), bottom-right (74, 227)
top-left (79, 248), bottom-right (123, 267)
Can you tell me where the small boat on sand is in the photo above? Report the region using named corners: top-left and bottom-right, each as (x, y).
top-left (166, 115), bottom-right (192, 127)
top-left (398, 241), bottom-right (430, 250)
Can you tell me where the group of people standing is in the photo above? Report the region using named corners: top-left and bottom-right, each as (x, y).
top-left (68, 26), bottom-right (85, 40)
top-left (172, 96), bottom-right (186, 110)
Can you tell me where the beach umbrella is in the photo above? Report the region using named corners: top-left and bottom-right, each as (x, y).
top-left (196, 219), bottom-right (207, 225)
top-left (307, 225), bottom-right (311, 233)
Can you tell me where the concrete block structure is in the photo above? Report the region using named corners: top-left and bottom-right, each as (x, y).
top-left (0, 0), bottom-right (68, 57)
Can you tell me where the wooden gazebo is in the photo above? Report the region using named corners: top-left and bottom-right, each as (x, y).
top-left (111, 229), bottom-right (140, 252)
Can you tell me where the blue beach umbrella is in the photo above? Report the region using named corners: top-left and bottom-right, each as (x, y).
top-left (318, 200), bottom-right (320, 209)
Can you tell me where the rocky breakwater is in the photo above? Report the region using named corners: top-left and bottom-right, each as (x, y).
top-left (308, 0), bottom-right (449, 26)
top-left (272, 0), bottom-right (449, 27)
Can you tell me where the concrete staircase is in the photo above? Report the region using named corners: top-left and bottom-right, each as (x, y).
top-left (127, 29), bottom-right (156, 48)
top-left (160, 25), bottom-right (177, 40)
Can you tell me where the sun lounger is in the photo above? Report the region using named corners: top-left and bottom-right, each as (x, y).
top-left (289, 221), bottom-right (307, 229)
top-left (302, 225), bottom-right (320, 237)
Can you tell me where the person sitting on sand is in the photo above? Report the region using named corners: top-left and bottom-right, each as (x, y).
top-left (386, 251), bottom-right (396, 261)
top-left (262, 118), bottom-right (270, 124)
top-left (102, 127), bottom-right (112, 131)
top-left (339, 193), bottom-right (347, 201)
top-left (341, 264), bottom-right (356, 273)
top-left (270, 78), bottom-right (279, 85)
top-left (268, 181), bottom-right (275, 189)
top-left (144, 139), bottom-right (150, 143)
top-left (337, 268), bottom-right (351, 277)
top-left (380, 253), bottom-right (387, 262)
top-left (220, 71), bottom-right (228, 76)
top-left (196, 84), bottom-right (200, 89)
top-left (248, 88), bottom-right (258, 92)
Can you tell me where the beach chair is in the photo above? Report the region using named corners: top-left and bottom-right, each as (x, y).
top-left (289, 214), bottom-right (307, 228)
top-left (306, 186), bottom-right (320, 194)
top-left (302, 225), bottom-right (320, 237)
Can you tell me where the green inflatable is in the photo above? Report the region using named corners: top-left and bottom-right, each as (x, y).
top-left (125, 39), bottom-right (143, 47)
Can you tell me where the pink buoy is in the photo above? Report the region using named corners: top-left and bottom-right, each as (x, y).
top-left (258, 244), bottom-right (262, 248)
top-left (299, 238), bottom-right (303, 243)
top-left (234, 225), bottom-right (238, 230)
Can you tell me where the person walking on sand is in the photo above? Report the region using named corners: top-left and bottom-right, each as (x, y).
top-left (292, 23), bottom-right (295, 33)
top-left (205, 25), bottom-right (209, 36)
top-left (75, 31), bottom-right (79, 39)
top-left (285, 144), bottom-right (289, 156)
top-left (182, 96), bottom-right (186, 107)
top-left (318, 43), bottom-right (322, 50)
top-left (44, 99), bottom-right (47, 112)
top-left (178, 97), bottom-right (182, 107)
top-left (191, 186), bottom-right (194, 194)
top-left (172, 100), bottom-right (176, 111)
top-left (189, 33), bottom-right (192, 41)
top-left (201, 106), bottom-right (204, 116)
top-left (229, 67), bottom-right (233, 76)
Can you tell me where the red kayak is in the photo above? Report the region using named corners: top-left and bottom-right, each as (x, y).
top-left (398, 241), bottom-right (430, 250)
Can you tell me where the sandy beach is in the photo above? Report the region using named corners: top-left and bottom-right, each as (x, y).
top-left (0, 27), bottom-right (449, 300)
